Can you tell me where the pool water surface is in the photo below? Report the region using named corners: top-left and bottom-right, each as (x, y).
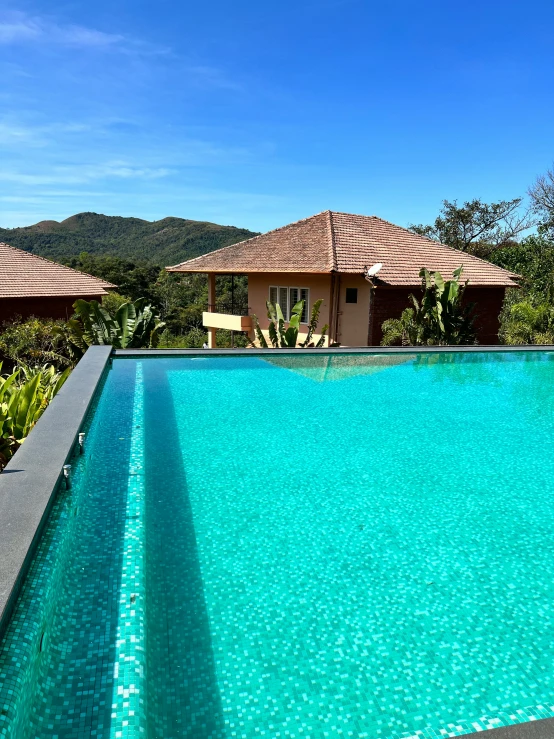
top-left (2, 352), bottom-right (554, 739)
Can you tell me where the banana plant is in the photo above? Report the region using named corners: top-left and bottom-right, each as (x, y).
top-left (249, 299), bottom-right (329, 348)
top-left (381, 266), bottom-right (476, 346)
top-left (0, 362), bottom-right (70, 469)
top-left (68, 298), bottom-right (166, 350)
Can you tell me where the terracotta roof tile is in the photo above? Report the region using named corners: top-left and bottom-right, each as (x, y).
top-left (0, 243), bottom-right (116, 298)
top-left (168, 211), bottom-right (519, 287)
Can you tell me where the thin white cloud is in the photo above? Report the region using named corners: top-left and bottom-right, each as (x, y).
top-left (0, 114), bottom-right (255, 168)
top-left (0, 122), bottom-right (42, 144)
top-left (0, 11), bottom-right (166, 54)
top-left (0, 119), bottom-right (93, 147)
top-left (0, 162), bottom-right (173, 186)
top-left (0, 17), bottom-right (40, 43)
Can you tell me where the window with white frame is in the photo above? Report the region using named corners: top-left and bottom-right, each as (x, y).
top-left (269, 286), bottom-right (310, 323)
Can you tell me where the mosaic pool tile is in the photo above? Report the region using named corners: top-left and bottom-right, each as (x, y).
top-left (3, 351), bottom-right (554, 738)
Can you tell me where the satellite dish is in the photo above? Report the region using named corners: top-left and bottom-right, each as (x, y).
top-left (367, 263), bottom-right (383, 278)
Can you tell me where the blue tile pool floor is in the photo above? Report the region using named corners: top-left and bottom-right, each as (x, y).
top-left (3, 352), bottom-right (554, 738)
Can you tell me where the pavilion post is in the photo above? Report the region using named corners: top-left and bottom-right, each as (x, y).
top-left (207, 272), bottom-right (217, 348)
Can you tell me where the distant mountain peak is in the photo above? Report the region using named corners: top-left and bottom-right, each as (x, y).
top-left (0, 213), bottom-right (259, 267)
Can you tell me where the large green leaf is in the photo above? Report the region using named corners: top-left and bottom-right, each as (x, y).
top-left (9, 373), bottom-right (41, 441)
top-left (283, 326), bottom-right (299, 347)
top-left (71, 298), bottom-right (164, 350)
top-left (115, 301), bottom-right (138, 348)
top-left (268, 321), bottom-right (279, 348)
top-left (433, 271), bottom-right (445, 292)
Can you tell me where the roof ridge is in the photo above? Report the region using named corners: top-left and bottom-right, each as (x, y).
top-left (167, 211), bottom-right (331, 270)
top-left (362, 216), bottom-right (520, 280)
top-left (326, 211), bottom-right (338, 271)
top-left (0, 242), bottom-right (117, 288)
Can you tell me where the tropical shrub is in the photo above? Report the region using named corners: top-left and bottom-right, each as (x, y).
top-left (101, 291), bottom-right (133, 317)
top-left (158, 327), bottom-right (249, 349)
top-left (249, 299), bottom-right (329, 348)
top-left (0, 362), bottom-right (70, 469)
top-left (159, 327), bottom-right (207, 348)
top-left (216, 330), bottom-right (249, 348)
top-left (381, 308), bottom-right (421, 347)
top-left (381, 266), bottom-right (477, 346)
top-left (500, 300), bottom-right (554, 345)
top-left (68, 298), bottom-right (165, 350)
top-left (0, 317), bottom-right (78, 370)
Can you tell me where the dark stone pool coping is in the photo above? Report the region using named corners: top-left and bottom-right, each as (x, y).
top-left (0, 345), bottom-right (112, 634)
top-left (3, 344), bottom-right (554, 738)
top-left (115, 345), bottom-right (554, 356)
top-left (460, 718), bottom-right (554, 738)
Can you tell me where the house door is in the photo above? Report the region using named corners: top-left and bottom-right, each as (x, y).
top-left (338, 279), bottom-right (371, 346)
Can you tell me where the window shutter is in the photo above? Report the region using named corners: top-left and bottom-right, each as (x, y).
top-left (300, 288), bottom-right (309, 323)
top-left (269, 286), bottom-right (278, 306)
top-left (279, 287), bottom-right (288, 319)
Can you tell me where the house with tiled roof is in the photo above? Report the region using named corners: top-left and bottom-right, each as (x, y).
top-left (168, 211), bottom-right (519, 347)
top-left (0, 242), bottom-right (115, 322)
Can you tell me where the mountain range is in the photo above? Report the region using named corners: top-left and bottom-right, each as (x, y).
top-left (0, 212), bottom-right (259, 267)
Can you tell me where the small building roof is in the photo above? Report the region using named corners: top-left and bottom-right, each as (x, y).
top-left (0, 242), bottom-right (116, 298)
top-left (167, 211), bottom-right (519, 287)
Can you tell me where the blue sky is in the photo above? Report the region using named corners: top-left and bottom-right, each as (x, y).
top-left (1, 0), bottom-right (553, 232)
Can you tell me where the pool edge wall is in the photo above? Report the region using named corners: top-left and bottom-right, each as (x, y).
top-left (0, 345), bottom-right (112, 636)
top-left (114, 344), bottom-right (554, 357)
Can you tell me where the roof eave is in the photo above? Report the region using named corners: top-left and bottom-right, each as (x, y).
top-left (166, 266), bottom-right (332, 274)
top-left (374, 281), bottom-right (519, 289)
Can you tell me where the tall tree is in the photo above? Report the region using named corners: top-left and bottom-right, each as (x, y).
top-left (529, 166), bottom-right (554, 236)
top-left (409, 198), bottom-right (535, 257)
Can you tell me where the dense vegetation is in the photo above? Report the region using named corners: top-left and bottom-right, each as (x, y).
top-left (0, 363), bottom-right (70, 469)
top-left (68, 298), bottom-right (166, 350)
top-left (0, 212), bottom-right (258, 267)
top-left (406, 166), bottom-right (554, 344)
top-left (381, 267), bottom-right (476, 346)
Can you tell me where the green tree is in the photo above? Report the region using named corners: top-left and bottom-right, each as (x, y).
top-left (529, 166), bottom-right (554, 239)
top-left (491, 234), bottom-right (554, 303)
top-left (409, 198), bottom-right (535, 257)
top-left (101, 291), bottom-right (133, 317)
top-left (66, 253), bottom-right (160, 303)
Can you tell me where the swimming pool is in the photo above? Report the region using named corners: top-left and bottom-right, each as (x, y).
top-left (2, 350), bottom-right (554, 738)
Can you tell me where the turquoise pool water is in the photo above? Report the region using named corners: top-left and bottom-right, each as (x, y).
top-left (2, 351), bottom-right (554, 739)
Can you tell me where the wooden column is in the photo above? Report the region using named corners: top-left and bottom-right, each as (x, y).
top-left (207, 272), bottom-right (217, 348)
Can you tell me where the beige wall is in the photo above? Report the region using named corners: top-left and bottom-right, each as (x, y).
top-left (336, 275), bottom-right (371, 347)
top-left (248, 273), bottom-right (332, 346)
top-left (247, 272), bottom-right (373, 347)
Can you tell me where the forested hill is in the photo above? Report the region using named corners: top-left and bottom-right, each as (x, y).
top-left (0, 212), bottom-right (259, 267)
